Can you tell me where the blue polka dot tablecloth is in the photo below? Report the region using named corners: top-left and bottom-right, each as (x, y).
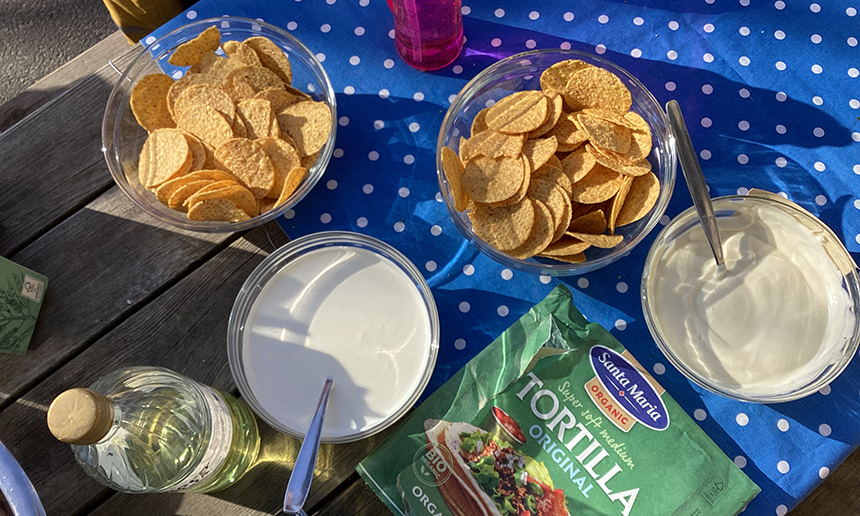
top-left (149, 1), bottom-right (860, 513)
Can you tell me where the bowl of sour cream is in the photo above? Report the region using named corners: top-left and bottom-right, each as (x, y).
top-left (642, 191), bottom-right (860, 403)
top-left (228, 231), bottom-right (439, 442)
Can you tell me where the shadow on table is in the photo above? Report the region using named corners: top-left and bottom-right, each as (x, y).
top-left (428, 17), bottom-right (854, 151)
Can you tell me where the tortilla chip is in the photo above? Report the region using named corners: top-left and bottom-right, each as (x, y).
top-left (244, 36), bottom-right (293, 85)
top-left (130, 74), bottom-right (176, 132)
top-left (509, 200), bottom-right (555, 259)
top-left (529, 90), bottom-right (564, 138)
top-left (168, 26), bottom-right (221, 67)
top-left (462, 156), bottom-right (525, 204)
top-left (470, 199), bottom-right (535, 251)
top-left (138, 128), bottom-right (192, 188)
top-left (276, 100), bottom-right (332, 156)
top-left (569, 164), bottom-right (624, 204)
top-left (442, 146), bottom-right (468, 211)
top-left (214, 138), bottom-right (276, 199)
top-left (564, 67), bottom-right (632, 113)
top-left (616, 172), bottom-right (660, 227)
top-left (174, 84), bottom-right (236, 124)
top-left (256, 137), bottom-right (301, 198)
top-left (187, 198), bottom-right (252, 222)
top-left (565, 231), bottom-right (624, 248)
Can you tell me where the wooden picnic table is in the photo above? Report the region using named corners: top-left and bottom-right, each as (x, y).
top-left (0, 33), bottom-right (858, 516)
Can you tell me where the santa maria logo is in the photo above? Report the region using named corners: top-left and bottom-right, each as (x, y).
top-left (586, 346), bottom-right (669, 432)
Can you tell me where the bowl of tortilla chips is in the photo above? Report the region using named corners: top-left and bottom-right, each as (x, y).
top-left (103, 17), bottom-right (336, 232)
top-left (436, 49), bottom-right (676, 275)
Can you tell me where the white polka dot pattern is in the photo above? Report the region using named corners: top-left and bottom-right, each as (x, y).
top-left (140, 6), bottom-right (860, 514)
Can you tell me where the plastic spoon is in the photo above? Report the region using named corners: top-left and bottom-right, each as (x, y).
top-left (666, 100), bottom-right (725, 268)
top-left (283, 378), bottom-right (333, 516)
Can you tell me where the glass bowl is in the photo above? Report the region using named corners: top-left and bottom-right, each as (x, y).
top-left (436, 49), bottom-right (676, 276)
top-left (227, 231), bottom-right (440, 443)
top-left (102, 17), bottom-right (337, 232)
top-left (642, 193), bottom-right (860, 403)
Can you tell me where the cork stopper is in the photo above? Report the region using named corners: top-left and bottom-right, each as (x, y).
top-left (47, 388), bottom-right (115, 445)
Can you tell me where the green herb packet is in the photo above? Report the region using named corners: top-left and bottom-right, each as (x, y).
top-left (0, 257), bottom-right (48, 355)
top-left (358, 285), bottom-right (759, 516)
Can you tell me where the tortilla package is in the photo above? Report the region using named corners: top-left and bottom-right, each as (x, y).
top-left (358, 285), bottom-right (759, 516)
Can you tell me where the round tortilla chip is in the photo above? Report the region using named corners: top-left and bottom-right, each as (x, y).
top-left (174, 84), bottom-right (236, 125)
top-left (222, 40), bottom-right (263, 67)
top-left (256, 137), bottom-right (301, 198)
top-left (459, 131), bottom-right (525, 161)
top-left (540, 59), bottom-right (593, 94)
top-left (130, 74), bottom-right (176, 132)
top-left (565, 231), bottom-right (624, 248)
top-left (586, 143), bottom-right (652, 176)
top-left (509, 200), bottom-right (555, 259)
top-left (582, 108), bottom-right (638, 129)
top-left (222, 66), bottom-right (285, 103)
top-left (166, 73), bottom-right (221, 116)
top-left (609, 175), bottom-right (634, 233)
top-left (470, 199), bottom-right (535, 251)
top-left (561, 146), bottom-right (597, 184)
top-left (522, 136), bottom-right (559, 173)
top-left (624, 111), bottom-right (653, 161)
top-left (529, 90), bottom-right (564, 138)
top-left (175, 104), bottom-right (235, 150)
top-left (441, 146), bottom-right (468, 212)
top-left (275, 166), bottom-right (308, 207)
top-left (471, 107), bottom-right (491, 135)
top-left (180, 131), bottom-right (207, 171)
top-left (462, 156), bottom-right (524, 204)
top-left (485, 91), bottom-right (549, 134)
top-left (576, 112), bottom-right (632, 154)
top-left (533, 164), bottom-right (573, 199)
top-left (544, 113), bottom-right (588, 151)
top-left (568, 210), bottom-right (607, 234)
top-left (168, 26), bottom-right (221, 67)
top-left (187, 198), bottom-right (251, 222)
top-left (616, 172), bottom-right (660, 227)
top-left (244, 36), bottom-right (294, 85)
top-left (168, 180), bottom-right (215, 211)
top-left (254, 87), bottom-right (301, 112)
top-left (186, 184), bottom-right (258, 218)
top-left (540, 237), bottom-right (591, 257)
top-left (570, 164), bottom-right (624, 204)
top-left (237, 99), bottom-right (280, 140)
top-left (275, 100), bottom-right (332, 157)
top-left (214, 138), bottom-right (276, 199)
top-left (188, 51), bottom-right (242, 79)
top-left (564, 67), bottom-right (633, 113)
top-left (138, 128), bottom-right (192, 188)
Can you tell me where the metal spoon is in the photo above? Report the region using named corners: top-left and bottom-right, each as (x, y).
top-left (666, 100), bottom-right (725, 268)
top-left (283, 378), bottom-right (333, 516)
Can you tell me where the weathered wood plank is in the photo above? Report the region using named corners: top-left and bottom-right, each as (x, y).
top-left (86, 422), bottom-right (394, 516)
top-left (0, 67), bottom-right (121, 257)
top-left (793, 448), bottom-right (860, 515)
top-left (311, 477), bottom-right (388, 516)
top-left (0, 187), bottom-right (232, 410)
top-left (0, 223), bottom-right (280, 515)
top-left (0, 32), bottom-right (132, 132)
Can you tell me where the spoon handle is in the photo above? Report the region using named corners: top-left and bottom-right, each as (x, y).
top-left (283, 378), bottom-right (333, 515)
top-left (666, 100), bottom-right (725, 267)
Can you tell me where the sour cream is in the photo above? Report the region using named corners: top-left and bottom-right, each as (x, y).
top-left (646, 198), bottom-right (856, 398)
top-left (241, 244), bottom-right (434, 440)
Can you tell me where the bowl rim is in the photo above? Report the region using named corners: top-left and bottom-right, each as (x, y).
top-left (435, 48), bottom-right (676, 276)
top-left (641, 193), bottom-right (860, 403)
top-left (101, 16), bottom-right (337, 233)
top-left (226, 231), bottom-right (440, 442)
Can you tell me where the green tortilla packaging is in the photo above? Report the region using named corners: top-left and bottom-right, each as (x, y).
top-left (357, 285), bottom-right (759, 516)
